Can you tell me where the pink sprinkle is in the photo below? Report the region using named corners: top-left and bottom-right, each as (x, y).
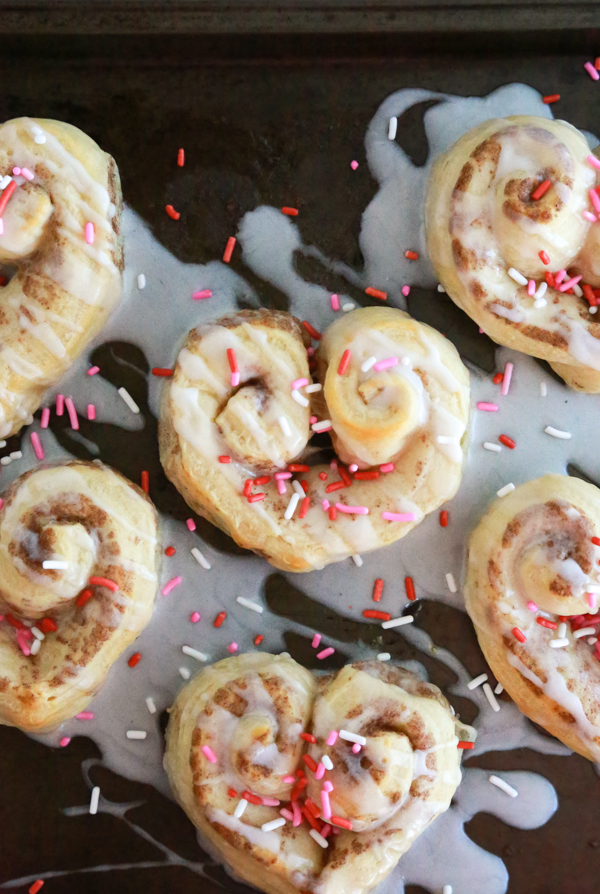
top-left (190, 612), bottom-right (201, 623)
top-left (322, 499), bottom-right (331, 511)
top-left (321, 789), bottom-right (332, 820)
top-left (349, 463), bottom-right (358, 472)
top-left (554, 269), bottom-right (567, 285)
top-left (589, 592), bottom-right (598, 611)
top-left (527, 601), bottom-right (538, 611)
top-left (87, 404), bottom-right (96, 421)
top-left (331, 294), bottom-right (340, 310)
top-left (231, 372), bottom-right (240, 388)
top-left (373, 357), bottom-right (399, 372)
top-left (350, 160), bottom-right (359, 170)
top-left (401, 285), bottom-right (410, 297)
top-left (590, 190), bottom-right (600, 214)
top-left (283, 775), bottom-right (296, 784)
top-left (330, 459), bottom-right (338, 469)
top-left (186, 518), bottom-right (196, 532)
top-left (317, 647), bottom-right (335, 659)
top-left (262, 797), bottom-right (280, 806)
top-left (352, 743), bottom-right (361, 753)
top-left (60, 737), bottom-right (71, 747)
top-left (380, 463), bottom-right (395, 473)
top-left (30, 431), bottom-right (44, 460)
top-left (292, 378), bottom-right (309, 390)
top-left (310, 415), bottom-right (318, 424)
top-left (585, 61), bottom-right (600, 80)
top-left (21, 167), bottom-right (34, 181)
top-left (280, 808), bottom-right (294, 821)
top-left (478, 327), bottom-right (484, 334)
top-left (321, 824), bottom-right (332, 838)
top-left (307, 347), bottom-right (315, 357)
top-left (323, 779), bottom-right (334, 792)
top-left (201, 745), bottom-right (218, 763)
top-left (87, 366), bottom-right (100, 376)
top-left (275, 471), bottom-right (292, 480)
top-left (335, 503), bottom-right (369, 515)
top-left (477, 402), bottom-right (498, 412)
top-left (527, 280), bottom-right (536, 297)
top-left (16, 632), bottom-right (31, 656)
top-left (85, 222), bottom-right (95, 245)
top-left (587, 154), bottom-right (600, 170)
top-left (76, 712), bottom-right (94, 720)
top-left (382, 511), bottom-right (417, 522)
top-left (65, 397), bottom-right (79, 430)
top-left (277, 479), bottom-right (287, 495)
top-left (0, 500), bottom-right (3, 511)
top-left (558, 274), bottom-right (583, 292)
top-left (193, 289), bottom-right (212, 300)
top-left (56, 394), bottom-right (65, 416)
top-left (501, 361), bottom-right (513, 397)
top-left (584, 210), bottom-right (598, 222)
top-left (312, 633), bottom-right (322, 648)
top-left (40, 407), bottom-right (50, 429)
top-left (315, 762), bottom-right (326, 780)
top-left (12, 166), bottom-right (20, 175)
top-left (292, 800), bottom-right (302, 826)
top-left (228, 642), bottom-right (238, 653)
top-left (161, 575), bottom-right (182, 596)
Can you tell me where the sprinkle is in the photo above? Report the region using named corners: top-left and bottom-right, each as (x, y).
top-left (339, 730), bottom-right (367, 745)
top-left (467, 673), bottom-right (488, 690)
top-left (190, 612), bottom-right (201, 624)
top-left (193, 289), bottom-right (212, 300)
top-left (330, 816), bottom-right (353, 830)
top-left (545, 426), bottom-right (571, 439)
top-left (29, 431), bottom-right (45, 461)
top-left (373, 356), bottom-right (398, 372)
top-left (181, 645), bottom-right (208, 663)
top-left (325, 730), bottom-right (339, 748)
top-left (437, 284), bottom-right (446, 292)
top-left (64, 396), bottom-right (79, 430)
top-left (540, 382), bottom-right (547, 397)
top-left (477, 402), bottom-right (498, 414)
top-left (590, 189), bottom-right (600, 216)
top-left (363, 609), bottom-right (391, 622)
top-left (302, 321), bottom-right (322, 340)
top-left (372, 579), bottom-right (384, 602)
top-left (144, 696), bottom-right (157, 715)
top-left (312, 419), bottom-right (332, 433)
top-left (527, 279), bottom-right (536, 296)
top-left (179, 667), bottom-right (191, 679)
top-left (10, 450), bottom-right (22, 460)
top-left (43, 560), bottom-right (68, 570)
top-left (285, 492), bottom-right (301, 520)
top-left (531, 179), bottom-right (551, 201)
top-left (177, 148), bottom-right (185, 166)
top-left (338, 349), bottom-right (352, 375)
top-left (381, 615), bottom-right (414, 629)
top-left (161, 576), bottom-right (182, 596)
top-left (254, 635), bottom-right (264, 646)
top-left (116, 387), bottom-right (140, 415)
top-left (404, 576), bottom-right (416, 601)
top-left (550, 637), bottom-right (570, 648)
top-left (587, 154), bottom-right (600, 172)
top-left (543, 94), bottom-right (560, 103)
top-left (335, 503), bottom-right (369, 515)
top-left (574, 626), bottom-right (596, 639)
top-left (77, 711), bottom-right (95, 720)
top-left (498, 434), bottom-right (515, 449)
top-left (536, 617), bottom-right (557, 630)
top-left (402, 285), bottom-right (410, 297)
top-left (128, 653), bottom-right (141, 668)
top-left (55, 393), bottom-right (65, 416)
top-left (365, 287), bottom-right (387, 300)
top-left (223, 236), bottom-right (236, 263)
top-left (291, 389), bottom-right (309, 407)
top-left (380, 463), bottom-right (395, 473)
top-left (136, 273), bottom-right (147, 290)
top-left (585, 61), bottom-right (600, 80)
top-left (440, 509), bottom-right (449, 527)
top-left (585, 210), bottom-right (599, 222)
top-left (388, 116), bottom-right (398, 139)
top-left (127, 730), bottom-right (147, 740)
top-left (382, 511), bottom-right (417, 522)
top-left (40, 407), bottom-right (50, 428)
top-left (405, 250), bottom-right (419, 260)
top-left (361, 356), bottom-right (377, 372)
top-left (260, 817), bottom-right (286, 834)
top-left (489, 775), bottom-right (518, 797)
top-left (352, 554), bottom-right (363, 567)
top-left (165, 204), bottom-right (180, 220)
top-left (558, 275), bottom-right (583, 292)
top-left (317, 647), bottom-right (335, 659)
top-left (310, 829), bottom-right (329, 849)
top-left (482, 683), bottom-right (500, 712)
top-left (494, 683), bottom-right (504, 695)
top-left (21, 168), bottom-right (34, 181)
top-left (351, 160), bottom-right (359, 170)
top-left (191, 547), bottom-right (211, 570)
top-left (89, 786), bottom-right (100, 815)
top-left (497, 483), bottom-right (515, 497)
top-left (0, 179), bottom-right (16, 216)
top-left (527, 601), bottom-right (539, 611)
top-left (89, 576), bottom-right (119, 592)
top-left (511, 627), bottom-right (527, 644)
top-left (500, 362), bottom-right (513, 397)
top-left (84, 221), bottom-right (95, 245)
top-left (321, 789), bottom-right (332, 820)
top-left (59, 737), bottom-right (70, 748)
top-left (507, 267), bottom-right (528, 286)
top-left (31, 627), bottom-right (44, 640)
top-left (278, 415), bottom-right (293, 437)
top-left (539, 250), bottom-right (551, 265)
top-left (377, 652), bottom-right (391, 661)
top-left (214, 611), bottom-right (227, 628)
top-left (226, 642), bottom-right (238, 653)
top-left (234, 798), bottom-right (248, 818)
top-left (0, 175), bottom-right (11, 190)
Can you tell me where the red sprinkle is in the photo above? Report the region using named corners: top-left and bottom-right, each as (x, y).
top-left (373, 579), bottom-right (384, 602)
top-left (440, 510), bottom-right (449, 527)
top-left (141, 470), bottom-right (150, 493)
top-left (591, 537), bottom-right (600, 546)
top-left (365, 286), bottom-right (387, 300)
top-left (243, 791), bottom-right (262, 805)
top-left (282, 207), bottom-right (298, 216)
top-left (318, 472), bottom-right (328, 481)
top-left (214, 611), bottom-right (227, 628)
top-left (304, 797), bottom-right (320, 817)
top-left (5, 614), bottom-right (26, 630)
top-left (338, 466), bottom-right (352, 487)
top-left (405, 576), bottom-right (416, 601)
top-left (531, 179), bottom-right (551, 201)
top-left (165, 204), bottom-right (180, 220)
top-left (89, 576), bottom-right (119, 593)
top-left (543, 94), bottom-right (560, 103)
top-left (289, 464), bottom-right (310, 472)
top-left (301, 805), bottom-right (322, 832)
top-left (326, 481), bottom-right (346, 493)
top-left (40, 618), bottom-right (57, 633)
top-left (254, 634), bottom-right (264, 646)
top-left (363, 609), bottom-right (391, 621)
top-left (223, 236), bottom-right (236, 263)
top-left (177, 148), bottom-right (185, 166)
top-left (545, 271), bottom-right (555, 288)
top-left (539, 250), bottom-right (551, 265)
top-left (457, 741), bottom-right (475, 750)
top-left (151, 367), bottom-right (173, 377)
top-left (493, 372), bottom-right (503, 385)
top-left (299, 496), bottom-right (310, 519)
top-left (596, 58), bottom-right (600, 70)
top-left (404, 250), bottom-right (419, 260)
top-left (512, 627), bottom-right (527, 643)
top-left (499, 435), bottom-right (516, 449)
top-left (218, 455), bottom-right (232, 463)
top-left (254, 475), bottom-right (271, 486)
top-left (29, 883), bottom-right (44, 894)
top-left (290, 777), bottom-right (309, 801)
top-left (165, 546), bottom-right (176, 556)
top-left (302, 321), bottom-right (322, 340)
top-left (227, 348), bottom-right (239, 374)
top-left (301, 732), bottom-right (317, 743)
top-left (300, 480), bottom-right (309, 493)
top-left (76, 589), bottom-right (94, 607)
top-left (243, 480), bottom-right (253, 497)
top-left (328, 506), bottom-right (337, 521)
top-left (248, 493), bottom-right (265, 503)
top-left (537, 617), bottom-right (558, 629)
top-left (338, 349), bottom-right (352, 375)
top-left (0, 179), bottom-right (17, 216)
top-left (330, 816), bottom-right (353, 830)
top-left (128, 652), bottom-right (142, 668)
top-left (354, 470), bottom-right (379, 480)
top-left (228, 788), bottom-right (238, 798)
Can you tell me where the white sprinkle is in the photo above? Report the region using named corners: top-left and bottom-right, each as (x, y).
top-left (549, 637), bottom-right (570, 648)
top-left (322, 754), bottom-right (334, 770)
top-left (342, 303), bottom-right (355, 312)
top-left (146, 696), bottom-right (157, 714)
top-left (534, 281), bottom-right (548, 301)
top-left (388, 116), bottom-right (398, 140)
top-left (0, 440), bottom-right (5, 448)
top-left (42, 560), bottom-right (68, 570)
top-left (278, 415), bottom-right (292, 437)
top-left (10, 451), bottom-right (22, 460)
top-left (311, 419), bottom-right (332, 433)
top-left (89, 786), bottom-right (100, 814)
top-left (482, 682), bottom-right (500, 712)
top-left (557, 622), bottom-right (567, 639)
top-left (588, 636), bottom-right (598, 645)
top-left (585, 583), bottom-right (600, 593)
top-left (126, 730), bottom-right (147, 740)
top-left (285, 492), bottom-right (301, 520)
top-left (304, 383), bottom-right (322, 393)
top-left (540, 382), bottom-right (547, 397)
top-left (0, 175), bottom-right (12, 190)
top-left (591, 306), bottom-right (598, 314)
top-left (361, 356), bottom-right (377, 372)
top-left (34, 133), bottom-right (46, 144)
top-left (137, 273), bottom-right (146, 289)
top-left (30, 638), bottom-right (41, 655)
top-left (292, 480), bottom-right (305, 497)
top-left (191, 547), bottom-right (211, 570)
top-left (0, 456), bottom-right (12, 466)
top-left (437, 284), bottom-right (446, 293)
top-left (118, 387), bottom-right (140, 414)
top-left (508, 267), bottom-right (528, 286)
top-left (494, 682), bottom-right (504, 695)
top-left (574, 626), bottom-right (596, 639)
top-left (467, 673), bottom-right (488, 690)
top-left (437, 435), bottom-right (458, 445)
top-left (377, 652), bottom-right (392, 661)
top-left (339, 730), bottom-right (367, 745)
top-left (573, 283), bottom-right (583, 298)
top-left (179, 667), bottom-right (191, 679)
top-left (381, 615), bottom-right (414, 629)
top-left (182, 645), bottom-right (208, 662)
top-left (31, 627), bottom-right (44, 641)
top-left (352, 554), bottom-right (363, 567)
top-left (310, 829), bottom-right (329, 848)
top-left (261, 817), bottom-right (286, 832)
top-left (237, 596), bottom-right (264, 613)
top-left (545, 426), bottom-right (571, 439)
top-left (234, 798), bottom-right (248, 819)
top-left (445, 572), bottom-right (457, 593)
top-left (533, 298), bottom-right (547, 309)
top-left (443, 887), bottom-right (453, 894)
top-left (483, 442), bottom-right (502, 453)
top-left (497, 483), bottom-right (515, 498)
top-left (291, 389), bottom-right (309, 407)
top-left (489, 775), bottom-right (518, 798)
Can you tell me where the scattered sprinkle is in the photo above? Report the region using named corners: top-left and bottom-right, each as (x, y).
top-left (531, 179), bottom-right (551, 201)
top-left (483, 442), bottom-right (502, 452)
top-left (468, 673), bottom-right (488, 690)
top-left (540, 382), bottom-right (547, 397)
top-left (30, 431), bottom-right (44, 460)
top-left (59, 738), bottom-right (70, 748)
top-left (165, 204), bottom-right (180, 220)
top-left (335, 503), bottom-right (369, 515)
top-left (477, 401), bottom-right (498, 412)
top-left (177, 148), bottom-right (185, 166)
top-left (352, 554), bottom-right (363, 567)
top-left (489, 775), bottom-right (518, 797)
top-left (388, 116), bottom-right (398, 140)
top-left (40, 407), bottom-right (50, 428)
top-left (543, 94), bottom-right (560, 103)
top-left (499, 434), bottom-right (515, 449)
top-left (118, 387), bottom-right (140, 414)
top-left (179, 667), bottom-right (191, 680)
top-left (365, 287), bottom-right (387, 300)
top-left (146, 697), bottom-right (157, 714)
top-left (85, 222), bottom-right (95, 244)
top-left (89, 786), bottom-right (100, 815)
top-left (191, 547), bottom-right (211, 569)
top-left (234, 798), bottom-right (248, 819)
top-left (137, 274), bottom-right (146, 289)
top-left (494, 683), bottom-right (504, 695)
top-left (381, 615), bottom-right (414, 629)
top-left (309, 829), bottom-right (329, 849)
top-left (545, 425), bottom-right (571, 439)
top-left (445, 572), bottom-right (457, 593)
top-left (331, 293), bottom-right (340, 310)
top-left (382, 511), bottom-right (417, 522)
top-left (404, 250), bottom-right (419, 260)
top-left (128, 654), bottom-right (141, 668)
top-left (585, 61), bottom-right (600, 80)
top-left (228, 642), bottom-right (238, 653)
top-left (201, 745), bottom-right (218, 762)
top-left (550, 637), bottom-right (570, 648)
top-left (223, 236), bottom-right (236, 263)
top-left (317, 647), bottom-right (335, 660)
top-left (350, 160), bottom-right (359, 170)
top-left (193, 289), bottom-right (212, 300)
top-left (497, 483), bottom-right (515, 497)
top-left (482, 683), bottom-right (500, 712)
top-left (312, 419), bottom-right (332, 433)
top-left (339, 730), bottom-right (366, 745)
top-left (262, 817), bottom-right (286, 832)
top-left (65, 396), bottom-right (79, 430)
top-left (214, 611), bottom-right (227, 628)
top-left (182, 645), bottom-right (208, 662)
top-left (507, 267), bottom-right (528, 286)
top-left (43, 560), bottom-right (68, 570)
top-left (501, 362), bottom-right (513, 396)
top-left (278, 415), bottom-right (293, 437)
top-left (161, 576), bottom-right (182, 596)
top-left (126, 730), bottom-right (147, 740)
top-left (338, 349), bottom-right (352, 375)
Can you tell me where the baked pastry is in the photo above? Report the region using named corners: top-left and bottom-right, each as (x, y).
top-left (164, 652), bottom-right (475, 894)
top-left (0, 117), bottom-right (122, 437)
top-left (159, 306), bottom-right (470, 571)
top-left (464, 473), bottom-right (600, 761)
top-left (0, 460), bottom-right (159, 731)
top-left (426, 115), bottom-right (600, 391)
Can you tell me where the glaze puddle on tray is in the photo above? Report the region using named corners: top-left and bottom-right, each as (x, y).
top-left (2, 82), bottom-right (599, 894)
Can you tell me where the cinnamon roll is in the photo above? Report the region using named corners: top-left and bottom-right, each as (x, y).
top-left (0, 461), bottom-right (159, 731)
top-left (0, 117), bottom-right (122, 437)
top-left (164, 652), bottom-right (475, 894)
top-left (464, 474), bottom-right (600, 761)
top-left (426, 115), bottom-right (600, 391)
top-left (159, 307), bottom-right (470, 572)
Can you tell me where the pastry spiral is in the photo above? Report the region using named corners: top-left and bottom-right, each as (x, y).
top-left (464, 474), bottom-right (600, 761)
top-left (426, 115), bottom-right (600, 391)
top-left (164, 652), bottom-right (474, 894)
top-left (0, 461), bottom-right (159, 731)
top-left (159, 306), bottom-right (469, 572)
top-left (0, 117), bottom-right (122, 437)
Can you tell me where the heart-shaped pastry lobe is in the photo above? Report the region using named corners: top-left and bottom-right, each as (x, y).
top-left (165, 652), bottom-right (475, 894)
